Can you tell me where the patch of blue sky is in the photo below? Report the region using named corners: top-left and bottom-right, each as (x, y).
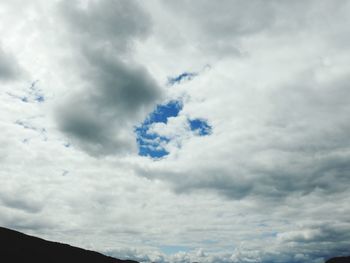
top-left (135, 100), bottom-right (214, 158)
top-left (146, 100), bottom-right (183, 124)
top-left (135, 100), bottom-right (182, 158)
top-left (168, 71), bottom-right (197, 85)
top-left (138, 145), bottom-right (169, 158)
top-left (189, 118), bottom-right (212, 136)
top-left (136, 133), bottom-right (170, 158)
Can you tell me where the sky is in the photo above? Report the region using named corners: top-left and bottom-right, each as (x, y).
top-left (1, 0), bottom-right (350, 262)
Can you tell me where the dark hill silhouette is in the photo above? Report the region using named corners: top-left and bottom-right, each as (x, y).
top-left (0, 226), bottom-right (138, 263)
top-left (326, 256), bottom-right (350, 263)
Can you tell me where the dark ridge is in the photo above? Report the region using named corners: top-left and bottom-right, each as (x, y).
top-left (326, 256), bottom-right (350, 263)
top-left (0, 226), bottom-right (138, 263)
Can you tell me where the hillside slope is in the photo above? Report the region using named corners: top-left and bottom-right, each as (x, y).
top-left (0, 227), bottom-right (138, 263)
top-left (326, 257), bottom-right (350, 263)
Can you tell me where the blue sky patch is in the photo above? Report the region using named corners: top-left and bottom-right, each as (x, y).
top-left (135, 101), bottom-right (213, 158)
top-left (189, 118), bottom-right (212, 136)
top-left (168, 72), bottom-right (197, 85)
top-left (146, 100), bottom-right (182, 124)
top-left (135, 100), bottom-right (182, 158)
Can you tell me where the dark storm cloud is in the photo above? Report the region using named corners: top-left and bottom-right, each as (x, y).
top-left (57, 50), bottom-right (161, 155)
top-left (82, 50), bottom-right (161, 113)
top-left (56, 0), bottom-right (162, 155)
top-left (0, 46), bottom-right (22, 81)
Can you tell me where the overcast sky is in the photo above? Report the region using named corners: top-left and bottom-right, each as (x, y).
top-left (1, 0), bottom-right (350, 262)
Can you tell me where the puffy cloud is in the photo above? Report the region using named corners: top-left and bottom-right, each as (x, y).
top-left (136, 0), bottom-right (350, 201)
top-left (138, 58), bottom-right (350, 199)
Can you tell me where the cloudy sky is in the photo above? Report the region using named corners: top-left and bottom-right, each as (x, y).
top-left (1, 0), bottom-right (350, 262)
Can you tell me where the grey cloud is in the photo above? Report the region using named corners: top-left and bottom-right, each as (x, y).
top-left (160, 0), bottom-right (276, 56)
top-left (0, 189), bottom-right (43, 214)
top-left (0, 208), bottom-right (55, 233)
top-left (82, 49), bottom-right (161, 113)
top-left (160, 0), bottom-right (349, 57)
top-left (0, 46), bottom-right (22, 81)
top-left (165, 0), bottom-right (275, 36)
top-left (56, 0), bottom-right (162, 155)
top-left (279, 223), bottom-right (350, 244)
top-left (268, 223), bottom-right (350, 263)
top-left (58, 0), bottom-right (151, 52)
top-left (57, 48), bottom-right (162, 156)
top-left (0, 196), bottom-right (42, 214)
top-left (1, 216), bottom-right (54, 233)
top-left (145, 169), bottom-right (254, 200)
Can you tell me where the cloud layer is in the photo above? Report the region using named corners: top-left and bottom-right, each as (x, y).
top-left (1, 1), bottom-right (350, 263)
